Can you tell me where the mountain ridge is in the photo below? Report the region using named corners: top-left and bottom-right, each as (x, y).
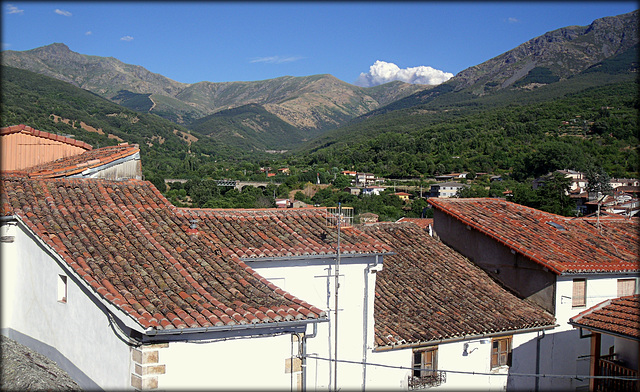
top-left (1, 44), bottom-right (429, 132)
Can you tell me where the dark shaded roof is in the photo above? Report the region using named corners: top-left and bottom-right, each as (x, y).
top-left (428, 198), bottom-right (639, 274)
top-left (23, 143), bottom-right (140, 178)
top-left (362, 222), bottom-right (556, 349)
top-left (0, 124), bottom-right (92, 150)
top-left (0, 335), bottom-right (82, 391)
top-left (3, 176), bottom-right (376, 331)
top-left (569, 295), bottom-right (640, 340)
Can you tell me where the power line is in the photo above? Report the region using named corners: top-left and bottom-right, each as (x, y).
top-left (307, 355), bottom-right (640, 381)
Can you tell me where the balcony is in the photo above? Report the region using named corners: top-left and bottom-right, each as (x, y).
top-left (595, 354), bottom-right (638, 392)
top-left (408, 371), bottom-right (446, 389)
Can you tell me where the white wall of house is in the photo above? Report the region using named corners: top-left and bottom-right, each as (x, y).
top-left (248, 254), bottom-right (382, 390)
top-left (156, 333), bottom-right (304, 390)
top-left (556, 273), bottom-right (639, 328)
top-left (1, 221), bottom-right (133, 390)
top-left (367, 331), bottom-right (545, 391)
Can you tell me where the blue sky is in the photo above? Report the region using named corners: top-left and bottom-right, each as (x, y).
top-left (2, 2), bottom-right (637, 86)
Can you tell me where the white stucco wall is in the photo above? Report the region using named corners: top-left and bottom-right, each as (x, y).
top-left (1, 221), bottom-right (133, 390)
top-left (555, 274), bottom-right (639, 328)
top-left (368, 331), bottom-right (545, 391)
top-left (248, 254), bottom-right (382, 391)
top-left (157, 333), bottom-right (304, 390)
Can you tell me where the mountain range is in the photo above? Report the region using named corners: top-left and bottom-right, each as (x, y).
top-left (2, 10), bottom-right (637, 154)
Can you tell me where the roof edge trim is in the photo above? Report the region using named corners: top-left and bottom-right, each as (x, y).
top-left (144, 317), bottom-right (328, 338)
top-left (568, 322), bottom-right (640, 342)
top-left (373, 323), bottom-right (558, 352)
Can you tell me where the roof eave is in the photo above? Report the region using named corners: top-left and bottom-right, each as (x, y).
top-left (143, 317), bottom-right (328, 341)
top-left (568, 321), bottom-right (640, 342)
top-left (241, 251), bottom-right (394, 263)
top-left (373, 323), bottom-right (558, 352)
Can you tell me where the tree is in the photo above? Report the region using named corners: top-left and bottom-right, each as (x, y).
top-left (584, 166), bottom-right (613, 201)
top-left (536, 172), bottom-right (573, 216)
top-left (332, 174), bottom-right (352, 189)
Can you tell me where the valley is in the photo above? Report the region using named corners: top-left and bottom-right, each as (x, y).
top-left (1, 10), bottom-right (637, 220)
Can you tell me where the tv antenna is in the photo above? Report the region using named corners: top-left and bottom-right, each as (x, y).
top-left (326, 204), bottom-right (353, 391)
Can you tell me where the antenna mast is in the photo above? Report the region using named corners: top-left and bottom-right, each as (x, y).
top-left (326, 204), bottom-right (353, 391)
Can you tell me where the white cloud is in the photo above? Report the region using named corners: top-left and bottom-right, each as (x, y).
top-left (55, 9), bottom-right (72, 17)
top-left (120, 35), bottom-right (134, 42)
top-left (355, 60), bottom-right (453, 87)
top-left (507, 17), bottom-right (520, 23)
top-left (6, 4), bottom-right (24, 14)
top-left (250, 55), bottom-right (304, 64)
top-left (85, 31), bottom-right (92, 36)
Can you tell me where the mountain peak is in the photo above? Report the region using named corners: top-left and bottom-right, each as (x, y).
top-left (30, 42), bottom-right (72, 54)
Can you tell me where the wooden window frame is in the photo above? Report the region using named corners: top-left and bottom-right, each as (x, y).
top-left (572, 278), bottom-right (586, 308)
top-left (413, 346), bottom-right (438, 378)
top-left (491, 336), bottom-right (512, 368)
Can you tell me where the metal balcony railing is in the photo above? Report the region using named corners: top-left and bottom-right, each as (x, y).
top-left (408, 371), bottom-right (446, 389)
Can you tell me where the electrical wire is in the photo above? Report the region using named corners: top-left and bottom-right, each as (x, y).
top-left (306, 355), bottom-right (640, 381)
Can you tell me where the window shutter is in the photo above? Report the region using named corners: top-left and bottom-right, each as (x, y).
top-left (572, 279), bottom-right (586, 307)
top-left (617, 279), bottom-right (636, 297)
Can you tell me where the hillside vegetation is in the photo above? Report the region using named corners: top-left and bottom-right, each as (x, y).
top-left (0, 66), bottom-right (260, 184)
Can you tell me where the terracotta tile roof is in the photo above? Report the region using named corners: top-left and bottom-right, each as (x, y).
top-left (569, 295), bottom-right (640, 340)
top-left (0, 124), bottom-right (92, 150)
top-left (23, 143), bottom-right (140, 178)
top-left (179, 208), bottom-right (391, 259)
top-left (428, 198), bottom-right (639, 274)
top-left (396, 217), bottom-right (433, 229)
top-left (1, 176), bottom-right (331, 331)
top-left (363, 222), bottom-right (556, 348)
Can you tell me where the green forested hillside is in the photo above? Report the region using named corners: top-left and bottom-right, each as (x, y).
top-left (297, 78), bottom-right (638, 180)
top-left (0, 66), bottom-right (261, 183)
top-left (190, 103), bottom-right (317, 150)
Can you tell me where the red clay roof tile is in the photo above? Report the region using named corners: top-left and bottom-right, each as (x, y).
top-left (1, 176), bottom-right (333, 331)
top-left (428, 198), bottom-right (639, 274)
top-left (363, 222), bottom-right (556, 348)
top-left (570, 295), bottom-right (640, 340)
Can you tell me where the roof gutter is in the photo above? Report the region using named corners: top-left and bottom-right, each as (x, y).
top-left (242, 251), bottom-right (394, 263)
top-left (144, 318), bottom-right (327, 337)
top-left (568, 322), bottom-right (640, 342)
top-left (373, 323), bottom-right (558, 352)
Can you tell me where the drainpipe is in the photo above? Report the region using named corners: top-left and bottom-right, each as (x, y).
top-left (535, 329), bottom-right (545, 392)
top-left (301, 322), bottom-right (318, 392)
top-left (362, 255), bottom-right (380, 391)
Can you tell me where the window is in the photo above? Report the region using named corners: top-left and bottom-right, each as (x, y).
top-left (617, 279), bottom-right (637, 297)
top-left (491, 336), bottom-right (512, 368)
top-left (57, 275), bottom-right (67, 303)
top-left (410, 347), bottom-right (444, 389)
top-left (572, 278), bottom-right (586, 307)
top-left (413, 347), bottom-right (437, 378)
